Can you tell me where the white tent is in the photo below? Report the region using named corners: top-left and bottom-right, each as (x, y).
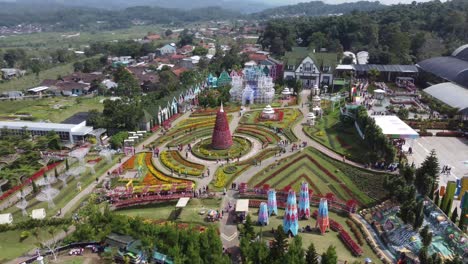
top-left (175, 197), bottom-right (190, 208)
top-left (235, 199), bottom-right (249, 213)
top-left (31, 208), bottom-right (46, 220)
top-left (372, 115), bottom-right (419, 139)
top-left (0, 213), bottom-right (13, 224)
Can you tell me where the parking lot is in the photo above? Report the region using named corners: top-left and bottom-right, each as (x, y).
top-left (407, 136), bottom-right (468, 187)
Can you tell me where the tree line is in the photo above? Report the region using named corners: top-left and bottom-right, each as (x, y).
top-left (258, 0), bottom-right (468, 63)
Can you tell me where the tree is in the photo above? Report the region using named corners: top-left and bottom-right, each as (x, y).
top-left (109, 131), bottom-right (129, 149)
top-left (434, 190), bottom-right (440, 207)
top-left (305, 242), bottom-right (319, 264)
top-left (418, 247), bottom-right (431, 264)
top-left (419, 225), bottom-right (432, 248)
top-left (368, 68), bottom-right (380, 82)
top-left (450, 207), bottom-right (458, 223)
top-left (286, 236), bottom-right (305, 264)
top-left (415, 150), bottom-right (439, 196)
top-left (269, 225), bottom-right (288, 262)
top-left (242, 214), bottom-right (255, 240)
top-left (165, 29), bottom-right (173, 37)
top-left (192, 46), bottom-right (208, 56)
top-left (321, 245), bottom-right (337, 264)
top-left (178, 29), bottom-right (193, 47)
top-left (397, 107), bottom-right (409, 120)
top-left (113, 66), bottom-right (141, 96)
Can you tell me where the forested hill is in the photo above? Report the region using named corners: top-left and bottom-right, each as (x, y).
top-left (259, 0), bottom-right (468, 64)
top-left (253, 1), bottom-right (385, 19)
top-left (0, 3), bottom-right (240, 29)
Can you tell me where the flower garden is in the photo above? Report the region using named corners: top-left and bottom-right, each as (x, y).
top-left (151, 115), bottom-right (232, 148)
top-left (190, 105), bottom-right (240, 117)
top-left (117, 152), bottom-right (193, 190)
top-left (248, 147), bottom-right (389, 207)
top-left (211, 147), bottom-right (281, 190)
top-left (191, 136), bottom-right (252, 161)
top-left (160, 150), bottom-right (205, 177)
top-left (235, 125), bottom-right (281, 147)
top-left (239, 108), bottom-right (302, 142)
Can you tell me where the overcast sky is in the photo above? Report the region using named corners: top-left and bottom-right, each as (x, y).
top-left (268, 0), bottom-right (435, 5)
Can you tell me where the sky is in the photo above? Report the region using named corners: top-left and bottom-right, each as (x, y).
top-left (268, 0), bottom-right (434, 5)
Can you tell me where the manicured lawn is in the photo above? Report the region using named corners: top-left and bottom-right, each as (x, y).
top-left (0, 229), bottom-right (53, 263)
top-left (115, 198), bottom-right (222, 227)
top-left (248, 147), bottom-right (388, 207)
top-left (0, 96), bottom-right (104, 123)
top-left (303, 108), bottom-right (371, 163)
top-left (249, 208), bottom-right (382, 263)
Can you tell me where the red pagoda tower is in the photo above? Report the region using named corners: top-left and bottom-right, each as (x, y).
top-left (211, 103), bottom-right (233, 149)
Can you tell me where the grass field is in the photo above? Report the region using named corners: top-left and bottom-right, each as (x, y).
top-left (0, 229), bottom-right (53, 263)
top-left (0, 26), bottom-right (171, 49)
top-left (248, 147), bottom-right (387, 207)
top-left (0, 55), bottom-right (101, 93)
top-left (0, 96), bottom-right (104, 123)
top-left (115, 198), bottom-right (221, 227)
top-left (249, 208), bottom-right (382, 263)
top-left (303, 108), bottom-right (371, 163)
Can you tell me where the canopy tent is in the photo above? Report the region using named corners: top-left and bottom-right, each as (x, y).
top-left (423, 82), bottom-right (468, 116)
top-left (0, 213), bottom-right (13, 224)
top-left (31, 208), bottom-right (46, 220)
top-left (175, 197), bottom-right (190, 208)
top-left (372, 115), bottom-right (419, 139)
top-left (235, 199), bottom-right (249, 213)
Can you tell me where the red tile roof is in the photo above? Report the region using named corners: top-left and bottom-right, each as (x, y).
top-left (172, 67), bottom-right (188, 77)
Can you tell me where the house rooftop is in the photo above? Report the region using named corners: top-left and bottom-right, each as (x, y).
top-left (283, 47), bottom-right (338, 70)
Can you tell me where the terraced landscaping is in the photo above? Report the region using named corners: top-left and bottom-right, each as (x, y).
top-left (248, 147), bottom-right (388, 207)
top-left (211, 147), bottom-right (281, 190)
top-left (160, 150), bottom-right (205, 177)
top-left (239, 108), bottom-right (302, 142)
top-left (235, 125), bottom-right (281, 146)
top-left (303, 109), bottom-right (371, 163)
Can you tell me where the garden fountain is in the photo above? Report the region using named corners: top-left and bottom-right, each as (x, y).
top-left (99, 149), bottom-right (115, 164)
top-left (66, 166), bottom-right (86, 179)
top-left (69, 148), bottom-right (89, 165)
top-left (15, 189), bottom-right (31, 216)
top-left (36, 175), bottom-right (59, 209)
top-left (58, 173), bottom-right (70, 187)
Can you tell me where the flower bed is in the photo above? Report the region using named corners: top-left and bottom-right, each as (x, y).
top-left (160, 151), bottom-right (205, 176)
top-left (190, 106), bottom-right (240, 117)
top-left (435, 131), bottom-right (464, 137)
top-left (191, 136), bottom-right (252, 161)
top-left (122, 156), bottom-right (136, 170)
top-left (339, 229), bottom-right (364, 256)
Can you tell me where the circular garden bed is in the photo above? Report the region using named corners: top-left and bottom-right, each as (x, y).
top-left (191, 136), bottom-right (252, 160)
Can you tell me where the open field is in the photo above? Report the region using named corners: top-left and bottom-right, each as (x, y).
top-left (115, 198), bottom-right (221, 227)
top-left (0, 96), bottom-right (104, 123)
top-left (0, 26), bottom-right (171, 49)
top-left (248, 147), bottom-right (388, 207)
top-left (249, 208), bottom-right (382, 263)
top-left (0, 55), bottom-right (101, 93)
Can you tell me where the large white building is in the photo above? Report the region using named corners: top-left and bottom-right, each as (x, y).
top-left (0, 120), bottom-right (93, 144)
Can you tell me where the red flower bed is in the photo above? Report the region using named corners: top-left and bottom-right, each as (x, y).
top-left (329, 219), bottom-right (343, 232)
top-left (0, 161), bottom-right (62, 201)
top-left (87, 157), bottom-right (102, 164)
top-left (122, 156), bottom-right (136, 170)
top-left (339, 229), bottom-right (363, 256)
top-left (435, 131), bottom-right (464, 137)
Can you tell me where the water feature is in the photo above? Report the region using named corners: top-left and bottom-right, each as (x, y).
top-left (58, 173), bottom-right (70, 187)
top-left (36, 176), bottom-right (59, 209)
top-left (99, 149), bottom-right (115, 164)
top-left (69, 147), bottom-right (89, 165)
top-left (15, 189), bottom-right (31, 216)
top-left (66, 166), bottom-right (86, 179)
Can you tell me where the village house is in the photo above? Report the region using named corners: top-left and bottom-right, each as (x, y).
top-left (283, 47), bottom-right (338, 88)
top-left (156, 43), bottom-right (177, 56)
top-left (1, 68), bottom-right (26, 80)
